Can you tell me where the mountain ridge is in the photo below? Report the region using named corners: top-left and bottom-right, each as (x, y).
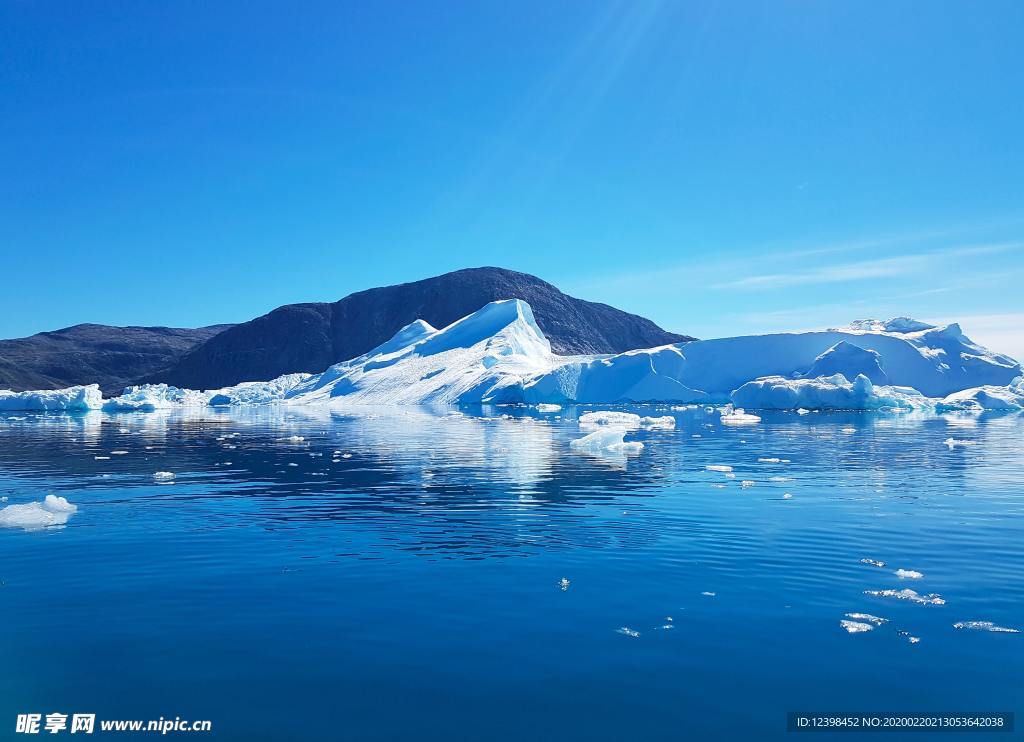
top-left (151, 267), bottom-right (692, 389)
top-left (0, 267), bottom-right (691, 393)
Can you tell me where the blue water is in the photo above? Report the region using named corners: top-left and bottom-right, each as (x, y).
top-left (0, 406), bottom-right (1021, 740)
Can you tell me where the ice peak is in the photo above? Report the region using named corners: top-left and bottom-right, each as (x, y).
top-left (843, 318), bottom-right (936, 334)
top-left (365, 318), bottom-right (438, 358)
top-left (416, 299), bottom-right (548, 357)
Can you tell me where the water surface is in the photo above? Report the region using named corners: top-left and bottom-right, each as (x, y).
top-left (0, 406), bottom-right (1021, 740)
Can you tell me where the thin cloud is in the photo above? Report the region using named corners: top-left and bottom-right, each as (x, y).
top-left (712, 241), bottom-right (1022, 291)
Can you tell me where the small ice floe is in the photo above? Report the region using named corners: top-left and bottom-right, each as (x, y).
top-left (896, 630), bottom-right (921, 644)
top-left (309, 452), bottom-right (322, 458)
top-left (895, 569), bottom-right (924, 579)
top-left (284, 435), bottom-right (305, 443)
top-left (725, 472), bottom-right (736, 479)
top-left (953, 621), bottom-right (1019, 633)
top-left (110, 450), bottom-right (129, 455)
top-left (579, 411), bottom-right (642, 429)
top-left (943, 438), bottom-right (976, 449)
top-left (782, 493), bottom-right (793, 500)
top-left (691, 434), bottom-right (702, 438)
top-left (118, 427), bottom-right (130, 434)
top-left (658, 623), bottom-right (675, 630)
top-left (616, 627), bottom-right (641, 638)
top-left (797, 408), bottom-right (810, 415)
top-left (845, 613), bottom-right (888, 626)
top-left (570, 427), bottom-right (643, 453)
top-left (710, 484), bottom-right (726, 489)
top-left (0, 496), bottom-right (7, 502)
top-left (860, 558), bottom-right (886, 568)
top-left (721, 408), bottom-right (761, 425)
top-left (342, 453), bottom-right (353, 459)
top-left (153, 471), bottom-right (175, 482)
top-left (536, 403), bottom-right (561, 412)
top-left (558, 577), bottom-right (570, 591)
top-left (758, 457), bottom-right (782, 463)
top-left (94, 456), bottom-right (110, 460)
top-left (0, 495), bottom-right (77, 531)
top-left (287, 462), bottom-right (299, 467)
top-left (740, 480), bottom-right (756, 488)
top-left (706, 465), bottom-right (733, 473)
top-left (841, 427), bottom-right (856, 434)
top-left (701, 591), bottom-right (716, 597)
top-left (640, 416), bottom-right (675, 430)
top-left (864, 588), bottom-right (945, 606)
top-left (840, 620), bottom-right (875, 634)
top-left (769, 476), bottom-right (794, 482)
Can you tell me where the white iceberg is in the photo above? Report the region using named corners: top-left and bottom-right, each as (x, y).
top-left (731, 374), bottom-right (930, 411)
top-left (569, 427), bottom-right (644, 453)
top-left (0, 495), bottom-right (78, 530)
top-left (2, 303), bottom-right (1019, 412)
top-left (0, 385), bottom-right (102, 411)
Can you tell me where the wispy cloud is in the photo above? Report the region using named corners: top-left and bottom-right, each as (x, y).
top-left (711, 241), bottom-right (1022, 291)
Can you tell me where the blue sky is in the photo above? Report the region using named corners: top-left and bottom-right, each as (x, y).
top-left (2, 1), bottom-right (1022, 358)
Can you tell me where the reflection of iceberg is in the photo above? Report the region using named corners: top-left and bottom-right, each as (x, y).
top-left (2, 301), bottom-right (1020, 412)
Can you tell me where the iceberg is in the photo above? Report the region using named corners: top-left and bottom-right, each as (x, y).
top-left (730, 374), bottom-right (931, 411)
top-left (569, 427), bottom-right (644, 453)
top-left (0, 385), bottom-right (102, 411)
top-left (207, 373), bottom-right (312, 406)
top-left (103, 384), bottom-right (207, 412)
top-left (0, 495), bottom-right (78, 530)
top-left (935, 377), bottom-right (1024, 412)
top-left (1, 302), bottom-right (1020, 412)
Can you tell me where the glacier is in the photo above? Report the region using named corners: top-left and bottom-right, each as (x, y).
top-left (0, 299), bottom-right (1021, 413)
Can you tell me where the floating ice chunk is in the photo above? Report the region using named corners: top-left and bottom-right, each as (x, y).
top-left (937, 381), bottom-right (1024, 412)
top-left (769, 476), bottom-right (794, 482)
top-left (701, 591), bottom-right (716, 597)
top-left (720, 408), bottom-right (761, 425)
top-left (616, 627), bottom-right (641, 638)
top-left (740, 480), bottom-right (756, 488)
top-left (284, 436), bottom-right (305, 443)
top-left (895, 569), bottom-right (924, 579)
top-left (0, 495), bottom-right (77, 531)
top-left (840, 620), bottom-right (875, 634)
top-left (841, 427), bottom-right (856, 434)
top-left (782, 493), bottom-right (793, 499)
top-left (640, 416), bottom-right (675, 429)
top-left (864, 588), bottom-right (945, 605)
top-left (578, 411), bottom-right (642, 429)
top-left (897, 630), bottom-right (921, 644)
top-left (94, 456), bottom-right (110, 460)
top-left (797, 408), bottom-right (810, 415)
top-left (953, 621), bottom-right (1019, 633)
top-left (536, 403), bottom-right (562, 412)
top-left (732, 374), bottom-right (929, 411)
top-left (559, 577), bottom-right (570, 591)
top-left (943, 438), bottom-right (976, 449)
top-left (153, 471), bottom-right (175, 481)
top-left (706, 465), bottom-right (733, 472)
top-left (570, 427), bottom-right (644, 453)
top-left (110, 450), bottom-right (128, 455)
top-left (758, 457), bottom-right (783, 463)
top-left (0, 385), bottom-right (102, 411)
top-left (860, 558), bottom-right (886, 568)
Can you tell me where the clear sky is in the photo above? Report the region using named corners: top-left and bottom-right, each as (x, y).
top-left (3, 1), bottom-right (1022, 359)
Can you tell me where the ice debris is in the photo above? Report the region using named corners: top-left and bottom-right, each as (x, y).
top-left (0, 495), bottom-right (77, 531)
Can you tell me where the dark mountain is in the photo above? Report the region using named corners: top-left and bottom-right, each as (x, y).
top-left (0, 324), bottom-right (232, 395)
top-left (155, 267), bottom-right (693, 389)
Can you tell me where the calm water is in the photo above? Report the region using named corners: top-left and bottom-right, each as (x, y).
top-left (0, 405), bottom-right (1021, 740)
